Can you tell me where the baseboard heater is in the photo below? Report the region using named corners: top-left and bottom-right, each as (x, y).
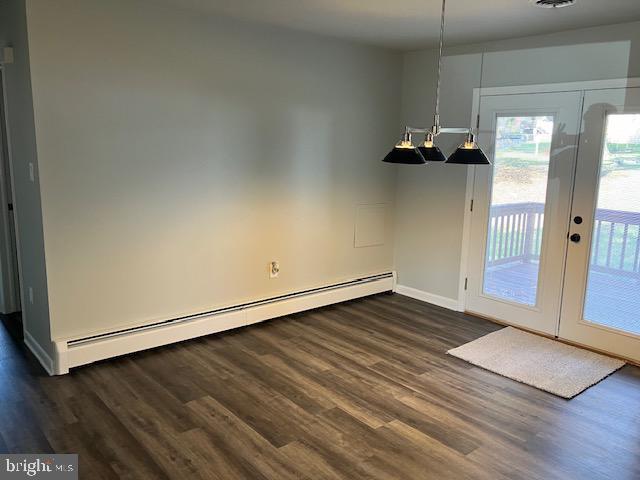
top-left (52, 272), bottom-right (395, 375)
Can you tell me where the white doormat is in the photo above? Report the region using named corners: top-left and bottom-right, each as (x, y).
top-left (447, 327), bottom-right (625, 398)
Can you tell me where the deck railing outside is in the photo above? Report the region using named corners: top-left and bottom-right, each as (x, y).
top-left (487, 202), bottom-right (640, 278)
top-left (486, 202), bottom-right (544, 267)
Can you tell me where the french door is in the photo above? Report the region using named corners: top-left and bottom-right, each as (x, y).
top-left (560, 87), bottom-right (640, 361)
top-left (466, 91), bottom-right (582, 335)
top-left (466, 86), bottom-right (640, 363)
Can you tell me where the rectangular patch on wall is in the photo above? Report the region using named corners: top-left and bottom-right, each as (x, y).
top-left (354, 204), bottom-right (386, 248)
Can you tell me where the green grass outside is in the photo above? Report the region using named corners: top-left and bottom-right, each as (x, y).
top-left (607, 143), bottom-right (640, 155)
top-left (496, 141), bottom-right (640, 174)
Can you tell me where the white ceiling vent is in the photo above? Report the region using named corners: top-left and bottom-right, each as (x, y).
top-left (531, 0), bottom-right (575, 8)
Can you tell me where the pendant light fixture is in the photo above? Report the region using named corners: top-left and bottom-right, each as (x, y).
top-left (383, 131), bottom-right (426, 164)
top-left (447, 131), bottom-right (490, 164)
top-left (418, 132), bottom-right (446, 162)
top-left (382, 0), bottom-right (490, 166)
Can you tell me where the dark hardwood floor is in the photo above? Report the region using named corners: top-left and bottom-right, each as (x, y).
top-left (1, 293), bottom-right (639, 479)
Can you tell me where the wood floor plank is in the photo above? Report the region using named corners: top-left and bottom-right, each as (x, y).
top-left (1, 293), bottom-right (639, 480)
top-left (207, 345), bottom-right (334, 415)
top-left (186, 396), bottom-right (310, 480)
top-left (186, 367), bottom-right (318, 448)
top-left (66, 391), bottom-right (171, 479)
top-left (260, 352), bottom-right (394, 429)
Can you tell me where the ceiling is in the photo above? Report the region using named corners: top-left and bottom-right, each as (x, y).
top-left (157, 0), bottom-right (640, 50)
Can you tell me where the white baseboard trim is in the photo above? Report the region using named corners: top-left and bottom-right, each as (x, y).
top-left (53, 273), bottom-right (394, 375)
top-left (24, 330), bottom-right (55, 375)
top-left (395, 285), bottom-right (462, 312)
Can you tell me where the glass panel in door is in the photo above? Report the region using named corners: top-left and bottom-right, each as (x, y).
top-left (483, 116), bottom-right (554, 306)
top-left (583, 113), bottom-right (640, 335)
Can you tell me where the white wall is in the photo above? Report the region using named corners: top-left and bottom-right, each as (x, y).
top-left (394, 20), bottom-right (640, 302)
top-left (25, 0), bottom-right (402, 340)
top-left (0, 0), bottom-right (53, 356)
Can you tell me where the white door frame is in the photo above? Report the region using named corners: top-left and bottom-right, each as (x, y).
top-left (458, 77), bottom-right (640, 314)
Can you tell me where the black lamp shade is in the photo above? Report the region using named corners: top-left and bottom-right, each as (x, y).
top-left (417, 145), bottom-right (446, 162)
top-left (446, 146), bottom-right (491, 165)
top-left (383, 147), bottom-right (426, 165)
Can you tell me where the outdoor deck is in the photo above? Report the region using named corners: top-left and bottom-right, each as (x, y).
top-left (484, 261), bottom-right (640, 335)
top-left (485, 202), bottom-right (640, 336)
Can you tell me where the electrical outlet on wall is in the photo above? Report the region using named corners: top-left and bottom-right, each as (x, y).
top-left (269, 261), bottom-right (280, 278)
top-left (28, 287), bottom-right (34, 304)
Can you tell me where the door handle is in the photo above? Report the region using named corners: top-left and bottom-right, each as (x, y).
top-left (570, 233), bottom-right (581, 243)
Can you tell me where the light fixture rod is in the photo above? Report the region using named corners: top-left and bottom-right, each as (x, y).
top-left (434, 0), bottom-right (446, 122)
top-left (440, 127), bottom-right (469, 134)
top-left (407, 126), bottom-right (469, 135)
